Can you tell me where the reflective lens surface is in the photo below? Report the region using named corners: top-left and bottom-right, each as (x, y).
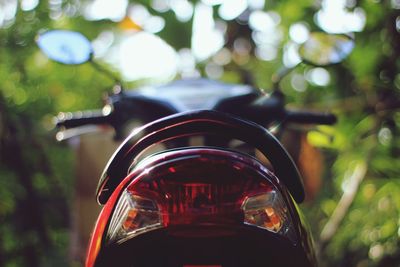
top-left (106, 148), bottom-right (296, 245)
top-left (37, 30), bottom-right (93, 65)
top-left (242, 190), bottom-right (295, 242)
top-left (108, 192), bottom-right (163, 244)
top-left (299, 32), bottom-right (354, 66)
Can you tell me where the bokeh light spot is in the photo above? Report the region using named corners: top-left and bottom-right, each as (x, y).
top-left (306, 67), bottom-right (331, 86)
top-left (289, 22), bottom-right (309, 44)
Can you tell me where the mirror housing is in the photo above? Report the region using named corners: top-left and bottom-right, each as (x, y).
top-left (37, 30), bottom-right (93, 65)
top-left (299, 32), bottom-right (354, 66)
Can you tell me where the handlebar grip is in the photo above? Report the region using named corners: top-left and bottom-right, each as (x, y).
top-left (56, 110), bottom-right (110, 128)
top-left (286, 110), bottom-right (337, 125)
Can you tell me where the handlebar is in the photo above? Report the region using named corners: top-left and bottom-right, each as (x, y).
top-left (285, 110), bottom-right (337, 125)
top-left (54, 85), bottom-right (337, 138)
top-left (244, 94), bottom-right (337, 126)
top-left (56, 110), bottom-right (110, 128)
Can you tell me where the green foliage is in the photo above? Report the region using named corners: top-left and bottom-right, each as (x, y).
top-left (0, 0), bottom-right (399, 266)
top-left (323, 180), bottom-right (400, 266)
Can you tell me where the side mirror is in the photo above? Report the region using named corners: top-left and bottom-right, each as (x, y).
top-left (37, 30), bottom-right (93, 65)
top-left (299, 32), bottom-right (354, 66)
top-left (271, 32), bottom-right (355, 89)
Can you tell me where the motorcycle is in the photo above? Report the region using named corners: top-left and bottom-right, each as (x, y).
top-left (37, 30), bottom-right (354, 267)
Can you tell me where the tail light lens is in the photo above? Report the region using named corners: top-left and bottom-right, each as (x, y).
top-left (107, 193), bottom-right (163, 244)
top-left (106, 149), bottom-right (296, 245)
top-left (242, 191), bottom-right (294, 236)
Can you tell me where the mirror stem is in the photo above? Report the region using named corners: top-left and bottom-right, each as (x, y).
top-left (90, 60), bottom-right (124, 92)
top-left (271, 63), bottom-right (299, 92)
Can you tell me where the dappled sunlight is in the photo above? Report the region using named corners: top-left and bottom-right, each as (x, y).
top-left (316, 0), bottom-right (366, 33)
top-left (21, 0), bottom-right (39, 11)
top-left (151, 0), bottom-right (194, 22)
top-left (0, 0), bottom-right (17, 28)
top-left (250, 11), bottom-right (282, 62)
top-left (78, 0), bottom-right (368, 80)
top-left (84, 0), bottom-right (128, 22)
top-left (218, 0), bottom-right (248, 20)
top-left (289, 23), bottom-right (310, 44)
top-left (128, 5), bottom-right (165, 33)
top-left (177, 48), bottom-right (199, 78)
top-left (118, 32), bottom-right (179, 81)
top-left (306, 67), bottom-right (331, 87)
top-left (192, 3), bottom-right (225, 61)
top-left (290, 73), bottom-right (307, 92)
top-left (283, 42), bottom-right (301, 68)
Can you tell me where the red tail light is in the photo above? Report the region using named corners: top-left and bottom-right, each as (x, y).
top-left (106, 148), bottom-right (296, 245)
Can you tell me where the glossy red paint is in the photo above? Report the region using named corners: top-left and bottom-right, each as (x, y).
top-left (85, 172), bottom-right (136, 267)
